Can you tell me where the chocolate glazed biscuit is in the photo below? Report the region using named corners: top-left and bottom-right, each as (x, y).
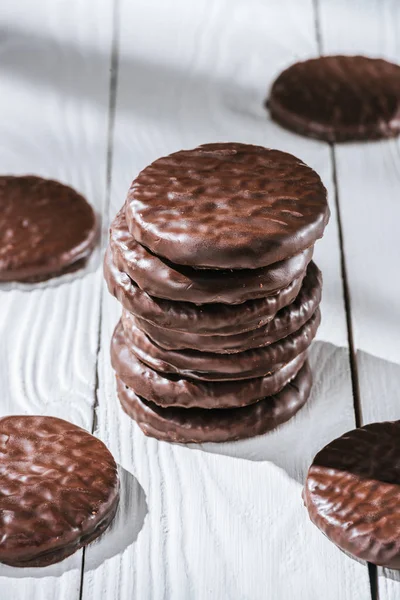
top-left (304, 421), bottom-right (400, 568)
top-left (104, 247), bottom-right (305, 335)
top-left (110, 208), bottom-right (313, 304)
top-left (112, 320), bottom-right (308, 408)
top-left (0, 416), bottom-right (119, 567)
top-left (116, 360), bottom-right (312, 443)
top-left (0, 176), bottom-right (97, 282)
top-left (268, 56), bottom-right (400, 142)
top-left (125, 142), bottom-right (329, 269)
top-left (125, 261), bottom-right (322, 353)
top-left (123, 308), bottom-right (321, 381)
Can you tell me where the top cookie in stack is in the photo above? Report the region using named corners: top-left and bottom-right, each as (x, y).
top-left (105, 142), bottom-right (330, 443)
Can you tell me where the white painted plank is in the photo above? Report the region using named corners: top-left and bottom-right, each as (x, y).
top-left (0, 0), bottom-right (112, 597)
top-left (318, 0), bottom-right (400, 597)
top-left (84, 0), bottom-right (370, 598)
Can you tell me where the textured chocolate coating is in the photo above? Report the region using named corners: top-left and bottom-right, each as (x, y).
top-left (125, 143), bottom-right (329, 269)
top-left (0, 416), bottom-right (119, 567)
top-left (116, 361), bottom-right (312, 443)
top-left (123, 308), bottom-right (320, 381)
top-left (104, 247), bottom-right (305, 335)
top-left (268, 56), bottom-right (400, 142)
top-left (0, 176), bottom-right (97, 282)
top-left (126, 261), bottom-right (321, 353)
top-left (304, 421), bottom-right (400, 569)
top-left (112, 320), bottom-right (307, 408)
top-left (110, 208), bottom-right (313, 304)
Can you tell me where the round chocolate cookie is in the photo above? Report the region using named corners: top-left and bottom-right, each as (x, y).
top-left (0, 176), bottom-right (97, 282)
top-left (104, 247), bottom-right (305, 335)
top-left (112, 319), bottom-right (307, 408)
top-left (268, 56), bottom-right (400, 142)
top-left (125, 143), bottom-right (329, 269)
top-left (116, 360), bottom-right (312, 443)
top-left (110, 208), bottom-right (313, 304)
top-left (304, 421), bottom-right (400, 569)
top-left (124, 261), bottom-right (322, 353)
top-left (122, 308), bottom-right (320, 381)
top-left (0, 415), bottom-right (119, 567)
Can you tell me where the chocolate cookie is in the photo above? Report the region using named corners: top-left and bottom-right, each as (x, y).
top-left (112, 320), bottom-right (307, 408)
top-left (122, 308), bottom-right (320, 381)
top-left (125, 261), bottom-right (322, 353)
top-left (0, 176), bottom-right (98, 282)
top-left (116, 360), bottom-right (312, 443)
top-left (304, 421), bottom-right (400, 569)
top-left (125, 143), bottom-right (329, 269)
top-left (268, 56), bottom-right (400, 142)
top-left (0, 415), bottom-right (119, 567)
top-left (104, 247), bottom-right (305, 335)
top-left (110, 208), bottom-right (313, 304)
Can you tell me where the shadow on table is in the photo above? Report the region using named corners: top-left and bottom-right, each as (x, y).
top-left (0, 465), bottom-right (147, 579)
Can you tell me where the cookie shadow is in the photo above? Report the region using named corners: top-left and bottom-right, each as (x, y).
top-left (193, 340), bottom-right (357, 486)
top-left (0, 465), bottom-right (147, 579)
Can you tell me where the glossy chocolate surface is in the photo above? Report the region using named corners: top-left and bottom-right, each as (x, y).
top-left (0, 416), bottom-right (119, 567)
top-left (0, 176), bottom-right (97, 282)
top-left (304, 421), bottom-right (400, 568)
top-left (116, 361), bottom-right (312, 443)
top-left (125, 261), bottom-right (322, 353)
top-left (268, 56), bottom-right (400, 142)
top-left (125, 143), bottom-right (329, 269)
top-left (112, 320), bottom-right (307, 408)
top-left (104, 247), bottom-right (305, 335)
top-left (110, 207), bottom-right (313, 304)
top-left (122, 308), bottom-right (320, 381)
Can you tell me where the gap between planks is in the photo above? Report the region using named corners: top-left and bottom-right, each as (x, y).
top-left (78, 0), bottom-right (121, 598)
top-left (313, 1), bottom-right (378, 599)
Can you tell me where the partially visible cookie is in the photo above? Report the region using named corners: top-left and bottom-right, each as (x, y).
top-left (0, 176), bottom-right (97, 282)
top-left (304, 421), bottom-right (400, 568)
top-left (0, 415), bottom-right (119, 567)
top-left (110, 207), bottom-right (313, 304)
top-left (112, 319), bottom-right (307, 408)
top-left (122, 309), bottom-right (320, 381)
top-left (125, 143), bottom-right (329, 269)
top-left (268, 56), bottom-right (400, 142)
top-left (116, 360), bottom-right (312, 443)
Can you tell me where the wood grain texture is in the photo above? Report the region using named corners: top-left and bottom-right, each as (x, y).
top-left (0, 0), bottom-right (112, 597)
top-left (318, 1), bottom-right (400, 597)
top-left (83, 0), bottom-right (370, 598)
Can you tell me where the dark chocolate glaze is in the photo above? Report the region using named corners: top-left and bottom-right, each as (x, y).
top-left (110, 207), bottom-right (313, 304)
top-left (111, 320), bottom-right (307, 408)
top-left (116, 360), bottom-right (312, 443)
top-left (122, 308), bottom-right (320, 381)
top-left (104, 247), bottom-right (305, 335)
top-left (0, 176), bottom-right (97, 282)
top-left (0, 416), bottom-right (119, 567)
top-left (268, 56), bottom-right (400, 142)
top-left (126, 261), bottom-right (322, 353)
top-left (304, 421), bottom-right (400, 569)
top-left (125, 143), bottom-right (329, 269)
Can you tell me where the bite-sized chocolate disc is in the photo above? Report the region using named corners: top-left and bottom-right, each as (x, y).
top-left (304, 421), bottom-right (400, 569)
top-left (268, 56), bottom-right (400, 142)
top-left (125, 143), bottom-right (329, 269)
top-left (123, 308), bottom-right (320, 381)
top-left (104, 247), bottom-right (305, 335)
top-left (0, 176), bottom-right (97, 282)
top-left (116, 360), bottom-right (312, 443)
top-left (125, 261), bottom-right (322, 353)
top-left (111, 319), bottom-right (307, 408)
top-left (110, 208), bottom-right (313, 304)
top-left (0, 416), bottom-right (119, 567)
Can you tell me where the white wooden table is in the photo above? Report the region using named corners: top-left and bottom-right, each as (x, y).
top-left (0, 0), bottom-right (399, 598)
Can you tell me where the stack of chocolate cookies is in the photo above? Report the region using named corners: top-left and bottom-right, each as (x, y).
top-left (104, 143), bottom-right (330, 443)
